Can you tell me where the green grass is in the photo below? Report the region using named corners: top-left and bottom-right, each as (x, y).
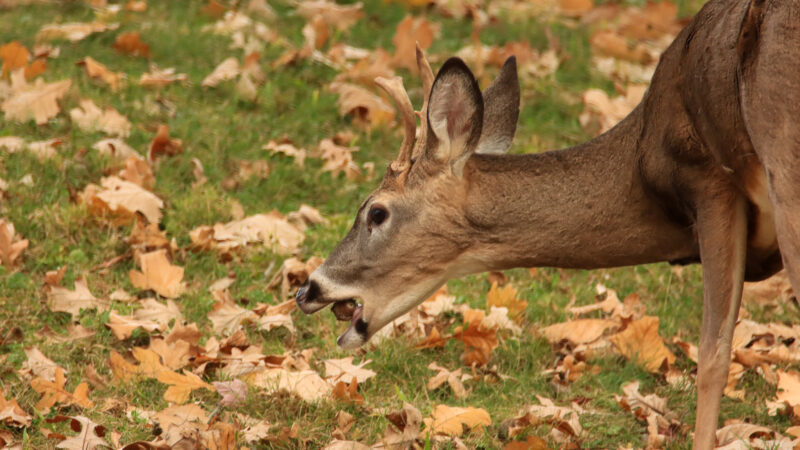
top-left (0, 0), bottom-right (796, 448)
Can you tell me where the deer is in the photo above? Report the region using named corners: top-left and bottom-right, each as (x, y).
top-left (295, 0), bottom-right (800, 447)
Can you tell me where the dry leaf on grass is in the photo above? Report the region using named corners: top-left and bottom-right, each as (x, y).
top-left (509, 396), bottom-right (584, 443)
top-left (119, 155), bottom-right (155, 190)
top-left (30, 367), bottom-right (93, 412)
top-left (1, 70), bottom-right (70, 125)
top-left (56, 416), bottom-right (108, 450)
top-left (70, 98), bottom-right (131, 137)
top-left (744, 270), bottom-right (794, 305)
top-left (157, 370), bottom-right (214, 404)
top-left (264, 139), bottom-right (307, 168)
top-left (129, 249), bottom-right (184, 298)
top-left (328, 82), bottom-right (395, 129)
top-left (213, 379), bottom-right (248, 407)
top-left (37, 22), bottom-right (119, 42)
top-left (108, 347), bottom-right (168, 382)
top-left (324, 357), bottom-right (376, 384)
top-left (246, 368), bottom-right (331, 402)
top-left (609, 316), bottom-right (676, 373)
top-left (147, 124), bottom-right (182, 163)
top-left (76, 57), bottom-right (124, 90)
top-left (454, 309), bottom-right (499, 366)
top-left (424, 404), bottom-right (491, 437)
top-left (615, 380), bottom-right (681, 447)
top-left (47, 277), bottom-right (110, 319)
top-left (106, 310), bottom-right (162, 340)
top-left (113, 31), bottom-right (150, 58)
top-left (318, 137), bottom-right (361, 179)
top-left (139, 65), bottom-right (187, 87)
top-left (382, 402), bottom-right (422, 447)
top-left (427, 363), bottom-right (468, 399)
top-left (190, 211), bottom-right (305, 255)
top-left (92, 138), bottom-right (140, 160)
top-left (331, 377), bottom-right (364, 405)
top-left (487, 282), bottom-right (527, 322)
top-left (202, 57), bottom-right (239, 87)
top-left (540, 318), bottom-right (619, 346)
top-left (0, 392), bottom-right (32, 427)
top-left (82, 176), bottom-right (164, 224)
top-left (296, 0), bottom-right (364, 31)
top-left (1, 41), bottom-right (46, 79)
top-left (0, 219), bottom-right (28, 267)
top-left (208, 290), bottom-right (258, 335)
top-left (579, 84), bottom-right (647, 136)
top-left (22, 347), bottom-right (63, 382)
top-left (392, 16), bottom-right (438, 72)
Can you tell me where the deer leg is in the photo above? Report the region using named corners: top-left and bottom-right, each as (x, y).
top-left (692, 191), bottom-right (748, 450)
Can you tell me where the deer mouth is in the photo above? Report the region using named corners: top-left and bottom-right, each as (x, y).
top-left (331, 299), bottom-right (363, 323)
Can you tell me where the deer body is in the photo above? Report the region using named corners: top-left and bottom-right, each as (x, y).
top-left (297, 0), bottom-right (800, 447)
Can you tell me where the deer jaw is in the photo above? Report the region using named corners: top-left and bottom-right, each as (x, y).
top-left (298, 175), bottom-right (480, 348)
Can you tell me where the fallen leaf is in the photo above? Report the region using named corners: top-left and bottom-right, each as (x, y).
top-left (82, 176), bottom-right (164, 224)
top-left (382, 402), bottom-right (422, 447)
top-left (70, 98), bottom-right (131, 137)
top-left (37, 22), bottom-right (119, 42)
top-left (416, 327), bottom-right (448, 349)
top-left (246, 368), bottom-right (331, 402)
top-left (427, 363), bottom-right (468, 398)
top-left (296, 0), bottom-right (364, 31)
top-left (212, 379), bottom-right (248, 407)
top-left (487, 282), bottom-right (527, 322)
top-left (119, 155), bottom-right (155, 190)
top-left (331, 377), bottom-right (364, 404)
top-left (113, 31), bottom-right (150, 57)
top-left (0, 218), bottom-right (28, 267)
top-left (139, 65), bottom-right (187, 87)
top-left (108, 348), bottom-right (168, 382)
top-left (322, 441), bottom-right (369, 450)
top-left (129, 249), bottom-right (185, 298)
top-left (318, 137), bottom-right (361, 179)
top-left (1, 70), bottom-right (71, 125)
top-left (579, 84), bottom-right (646, 136)
top-left (609, 316), bottom-right (676, 373)
top-left (208, 290), bottom-right (258, 335)
top-left (0, 391), bottom-right (32, 427)
top-left (30, 367), bottom-right (93, 412)
top-left (202, 57), bottom-right (239, 87)
top-left (509, 396), bottom-right (584, 443)
top-left (56, 416), bottom-right (108, 450)
top-left (426, 404), bottom-right (491, 437)
top-left (328, 82), bottom-right (395, 129)
top-left (0, 41), bottom-right (28, 77)
top-left (264, 139), bottom-right (307, 168)
top-left (147, 124), bottom-right (182, 163)
top-left (22, 347), bottom-right (63, 382)
top-left (76, 57), bottom-right (124, 90)
top-left (615, 380), bottom-right (681, 447)
top-left (454, 309), bottom-right (498, 366)
top-left (106, 310), bottom-right (162, 340)
top-left (157, 370), bottom-right (214, 404)
top-left (190, 211), bottom-right (305, 255)
top-left (92, 138), bottom-right (140, 160)
top-left (392, 16), bottom-right (438, 72)
top-left (324, 357), bottom-right (376, 384)
top-left (47, 277), bottom-right (110, 319)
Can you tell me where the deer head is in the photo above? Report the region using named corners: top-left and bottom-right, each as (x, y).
top-left (296, 49), bottom-right (520, 348)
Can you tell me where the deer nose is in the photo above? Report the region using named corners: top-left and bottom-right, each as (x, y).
top-left (296, 280), bottom-right (325, 313)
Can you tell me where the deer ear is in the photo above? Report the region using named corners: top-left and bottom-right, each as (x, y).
top-left (425, 58), bottom-right (484, 176)
top-left (476, 57), bottom-right (519, 154)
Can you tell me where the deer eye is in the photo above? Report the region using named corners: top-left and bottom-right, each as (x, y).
top-left (367, 206), bottom-right (388, 227)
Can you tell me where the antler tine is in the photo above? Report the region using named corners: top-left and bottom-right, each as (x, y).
top-left (375, 75), bottom-right (416, 174)
top-left (413, 43), bottom-right (434, 160)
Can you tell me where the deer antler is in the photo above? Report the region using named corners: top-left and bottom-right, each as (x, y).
top-left (413, 43), bottom-right (434, 160)
top-left (375, 75), bottom-right (416, 174)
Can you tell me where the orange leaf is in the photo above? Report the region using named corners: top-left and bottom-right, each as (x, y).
top-left (454, 309), bottom-right (498, 366)
top-left (0, 41), bottom-right (29, 77)
top-left (609, 316), bottom-right (676, 372)
top-left (416, 327), bottom-right (448, 349)
top-left (24, 58), bottom-right (46, 79)
top-left (157, 370), bottom-right (214, 404)
top-left (148, 124), bottom-right (183, 163)
top-left (487, 282), bottom-right (527, 322)
top-left (331, 377), bottom-right (364, 404)
top-left (113, 32), bottom-right (150, 58)
top-left (30, 368), bottom-right (93, 412)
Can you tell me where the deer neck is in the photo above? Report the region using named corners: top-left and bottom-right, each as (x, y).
top-left (458, 107), bottom-right (697, 273)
